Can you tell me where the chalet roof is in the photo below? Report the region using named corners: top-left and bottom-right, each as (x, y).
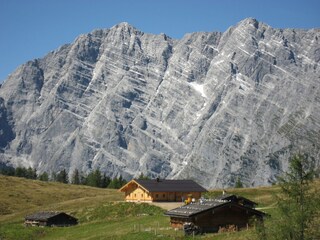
top-left (165, 200), bottom-right (229, 217)
top-left (165, 199), bottom-right (266, 218)
top-left (165, 199), bottom-right (229, 217)
top-left (25, 212), bottom-right (76, 221)
top-left (133, 179), bottom-right (207, 192)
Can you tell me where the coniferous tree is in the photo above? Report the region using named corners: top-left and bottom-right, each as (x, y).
top-left (235, 177), bottom-right (244, 188)
top-left (50, 171), bottom-right (57, 182)
top-left (26, 167), bottom-right (37, 179)
top-left (86, 169), bottom-right (105, 187)
top-left (56, 169), bottom-right (68, 183)
top-left (15, 167), bottom-right (27, 178)
top-left (79, 171), bottom-right (87, 185)
top-left (101, 173), bottom-right (111, 188)
top-left (94, 169), bottom-right (102, 187)
top-left (0, 166), bottom-right (15, 176)
top-left (119, 175), bottom-right (127, 187)
top-left (255, 153), bottom-right (320, 240)
top-left (108, 177), bottom-right (119, 189)
top-left (108, 175), bottom-right (127, 189)
top-left (38, 171), bottom-right (49, 181)
top-left (138, 172), bottom-right (150, 180)
top-left (71, 169), bottom-right (80, 185)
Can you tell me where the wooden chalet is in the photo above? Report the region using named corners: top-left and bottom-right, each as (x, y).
top-left (25, 211), bottom-right (78, 227)
top-left (119, 178), bottom-right (207, 202)
top-left (165, 195), bottom-right (266, 233)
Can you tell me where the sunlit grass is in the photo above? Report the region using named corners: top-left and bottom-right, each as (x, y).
top-left (0, 175), bottom-right (319, 240)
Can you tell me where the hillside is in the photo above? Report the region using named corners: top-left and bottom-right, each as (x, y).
top-left (2, 176), bottom-right (319, 240)
top-left (0, 18), bottom-right (319, 188)
top-left (0, 175), bottom-right (123, 217)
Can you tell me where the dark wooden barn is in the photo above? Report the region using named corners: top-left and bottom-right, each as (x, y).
top-left (25, 211), bottom-right (78, 227)
top-left (165, 196), bottom-right (266, 233)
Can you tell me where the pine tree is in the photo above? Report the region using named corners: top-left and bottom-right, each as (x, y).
top-left (138, 172), bottom-right (150, 180)
top-left (26, 167), bottom-right (37, 179)
top-left (15, 166), bottom-right (28, 178)
top-left (51, 171), bottom-right (57, 181)
top-left (94, 169), bottom-right (102, 187)
top-left (79, 171), bottom-right (86, 185)
top-left (119, 175), bottom-right (127, 187)
top-left (38, 172), bottom-right (49, 181)
top-left (101, 173), bottom-right (111, 188)
top-left (235, 177), bottom-right (243, 188)
top-left (86, 169), bottom-right (102, 187)
top-left (0, 166), bottom-right (15, 176)
top-left (108, 177), bottom-right (119, 189)
top-left (110, 175), bottom-right (126, 189)
top-left (71, 169), bottom-right (80, 185)
top-left (56, 169), bottom-right (68, 183)
top-left (255, 153), bottom-right (320, 240)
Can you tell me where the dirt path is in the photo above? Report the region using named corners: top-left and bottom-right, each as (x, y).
top-left (147, 202), bottom-right (184, 210)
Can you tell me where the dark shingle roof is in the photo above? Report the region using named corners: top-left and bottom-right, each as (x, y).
top-left (165, 199), bottom-right (266, 218)
top-left (25, 211), bottom-right (62, 221)
top-left (165, 200), bottom-right (229, 217)
top-left (134, 179), bottom-right (207, 192)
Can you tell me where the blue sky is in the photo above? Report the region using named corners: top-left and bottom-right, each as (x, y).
top-left (1, 0), bottom-right (319, 83)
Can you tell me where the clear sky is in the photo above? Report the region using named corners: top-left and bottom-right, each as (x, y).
top-left (1, 0), bottom-right (319, 83)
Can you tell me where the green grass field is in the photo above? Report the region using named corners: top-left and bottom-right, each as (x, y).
top-left (0, 175), bottom-right (319, 240)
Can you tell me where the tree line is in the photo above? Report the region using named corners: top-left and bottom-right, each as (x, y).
top-left (0, 166), bottom-right (127, 189)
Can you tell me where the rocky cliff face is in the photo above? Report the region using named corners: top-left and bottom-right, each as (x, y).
top-left (0, 18), bottom-right (319, 188)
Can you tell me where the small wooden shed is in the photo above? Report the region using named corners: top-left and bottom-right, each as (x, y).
top-left (25, 211), bottom-right (78, 227)
top-left (119, 178), bottom-right (207, 202)
top-left (165, 197), bottom-right (266, 233)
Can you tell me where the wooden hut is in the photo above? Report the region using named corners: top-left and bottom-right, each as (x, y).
top-left (119, 178), bottom-right (207, 202)
top-left (165, 197), bottom-right (266, 233)
top-left (25, 212), bottom-right (78, 227)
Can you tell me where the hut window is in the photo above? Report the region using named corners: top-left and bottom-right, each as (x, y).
top-left (134, 194), bottom-right (136, 197)
top-left (163, 194), bottom-right (165, 198)
top-left (156, 194), bottom-right (158, 198)
top-left (141, 194), bottom-right (143, 197)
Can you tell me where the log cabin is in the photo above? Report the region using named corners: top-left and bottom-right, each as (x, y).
top-left (25, 211), bottom-right (78, 227)
top-left (165, 196), bottom-right (266, 233)
top-left (119, 178), bottom-right (207, 202)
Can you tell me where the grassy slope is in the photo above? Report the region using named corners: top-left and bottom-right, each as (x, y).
top-left (0, 175), bottom-right (123, 215)
top-left (0, 176), bottom-right (319, 240)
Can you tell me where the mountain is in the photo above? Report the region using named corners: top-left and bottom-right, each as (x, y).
top-left (0, 18), bottom-right (319, 188)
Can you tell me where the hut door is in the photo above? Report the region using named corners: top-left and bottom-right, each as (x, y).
top-left (169, 193), bottom-right (175, 201)
top-left (176, 194), bottom-right (182, 202)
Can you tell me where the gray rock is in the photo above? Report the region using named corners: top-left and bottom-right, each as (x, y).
top-left (0, 18), bottom-right (319, 188)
